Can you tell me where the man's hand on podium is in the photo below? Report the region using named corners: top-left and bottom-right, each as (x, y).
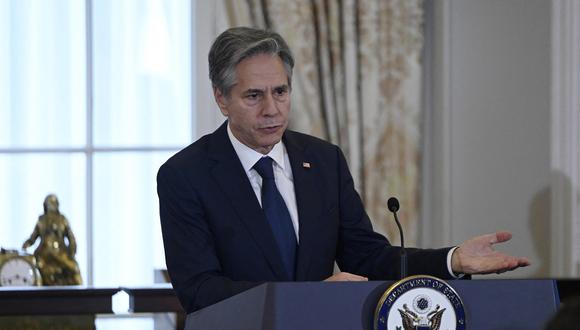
top-left (324, 272), bottom-right (368, 281)
top-left (451, 231), bottom-right (531, 275)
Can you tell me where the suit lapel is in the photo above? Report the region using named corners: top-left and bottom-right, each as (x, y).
top-left (208, 123), bottom-right (289, 280)
top-left (284, 132), bottom-right (324, 281)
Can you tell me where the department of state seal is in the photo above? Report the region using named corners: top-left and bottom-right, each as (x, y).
top-left (374, 275), bottom-right (466, 330)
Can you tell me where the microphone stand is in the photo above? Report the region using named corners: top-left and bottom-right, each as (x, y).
top-left (388, 197), bottom-right (407, 279)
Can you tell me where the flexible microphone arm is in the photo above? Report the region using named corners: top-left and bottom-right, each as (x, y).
top-left (387, 197), bottom-right (407, 279)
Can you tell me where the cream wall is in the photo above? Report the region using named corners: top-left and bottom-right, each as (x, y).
top-left (422, 0), bottom-right (552, 278)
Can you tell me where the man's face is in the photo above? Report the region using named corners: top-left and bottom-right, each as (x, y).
top-left (215, 54), bottom-right (291, 154)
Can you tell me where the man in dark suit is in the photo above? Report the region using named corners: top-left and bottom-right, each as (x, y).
top-left (157, 27), bottom-right (529, 314)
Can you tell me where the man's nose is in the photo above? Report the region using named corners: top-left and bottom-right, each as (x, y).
top-left (261, 93), bottom-right (278, 116)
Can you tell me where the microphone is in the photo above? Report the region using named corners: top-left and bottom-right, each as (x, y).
top-left (387, 197), bottom-right (407, 279)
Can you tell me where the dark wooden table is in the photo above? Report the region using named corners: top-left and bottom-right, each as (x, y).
top-left (0, 286), bottom-right (119, 316)
top-left (121, 283), bottom-right (183, 313)
top-left (121, 283), bottom-right (185, 329)
top-left (0, 286), bottom-right (119, 329)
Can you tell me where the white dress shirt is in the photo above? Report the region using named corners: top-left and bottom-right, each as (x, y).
top-left (227, 125), bottom-right (300, 241)
top-left (227, 124), bottom-right (460, 277)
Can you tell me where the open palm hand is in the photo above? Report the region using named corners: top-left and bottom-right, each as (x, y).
top-left (452, 231), bottom-right (531, 275)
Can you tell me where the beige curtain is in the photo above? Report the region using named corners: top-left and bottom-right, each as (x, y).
top-left (222, 0), bottom-right (424, 246)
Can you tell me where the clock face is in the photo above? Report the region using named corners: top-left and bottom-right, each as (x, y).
top-left (0, 258), bottom-right (37, 286)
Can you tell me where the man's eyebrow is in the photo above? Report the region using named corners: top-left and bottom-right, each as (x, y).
top-left (243, 88), bottom-right (265, 94)
top-left (242, 85), bottom-right (289, 94)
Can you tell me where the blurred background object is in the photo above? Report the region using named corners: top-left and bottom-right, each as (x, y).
top-left (0, 248), bottom-right (42, 286)
top-left (22, 194), bottom-right (82, 285)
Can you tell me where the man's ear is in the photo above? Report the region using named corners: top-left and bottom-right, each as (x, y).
top-left (213, 88), bottom-right (229, 116)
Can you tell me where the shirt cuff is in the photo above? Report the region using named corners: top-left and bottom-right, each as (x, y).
top-left (446, 246), bottom-right (465, 279)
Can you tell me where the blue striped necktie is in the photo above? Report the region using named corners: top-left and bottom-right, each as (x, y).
top-left (253, 156), bottom-right (297, 280)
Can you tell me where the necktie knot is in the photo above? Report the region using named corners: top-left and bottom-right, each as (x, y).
top-left (253, 156), bottom-right (275, 180)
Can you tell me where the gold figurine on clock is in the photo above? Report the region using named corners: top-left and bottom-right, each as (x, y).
top-left (22, 194), bottom-right (83, 285)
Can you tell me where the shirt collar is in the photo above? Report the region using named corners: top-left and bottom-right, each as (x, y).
top-left (227, 123), bottom-right (287, 174)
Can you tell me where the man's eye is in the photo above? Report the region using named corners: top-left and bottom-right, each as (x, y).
top-left (274, 88), bottom-right (288, 98)
top-left (246, 93), bottom-right (259, 99)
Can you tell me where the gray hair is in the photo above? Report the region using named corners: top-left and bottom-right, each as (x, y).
top-left (208, 27), bottom-right (295, 97)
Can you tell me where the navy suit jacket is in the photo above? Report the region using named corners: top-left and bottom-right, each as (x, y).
top-left (157, 122), bottom-right (453, 313)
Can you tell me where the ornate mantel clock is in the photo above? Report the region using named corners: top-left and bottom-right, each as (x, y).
top-left (0, 248), bottom-right (42, 286)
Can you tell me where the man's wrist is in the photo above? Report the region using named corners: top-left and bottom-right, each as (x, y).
top-left (447, 246), bottom-right (464, 278)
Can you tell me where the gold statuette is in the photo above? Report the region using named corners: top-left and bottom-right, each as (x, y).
top-left (22, 194), bottom-right (82, 285)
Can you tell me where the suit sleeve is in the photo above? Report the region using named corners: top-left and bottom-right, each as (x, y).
top-left (332, 147), bottom-right (454, 280)
top-left (157, 163), bottom-right (260, 313)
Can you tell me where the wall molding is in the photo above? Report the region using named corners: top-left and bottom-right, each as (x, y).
top-left (421, 0), bottom-right (454, 248)
top-left (194, 1), bottom-right (228, 139)
top-left (550, 0), bottom-right (580, 277)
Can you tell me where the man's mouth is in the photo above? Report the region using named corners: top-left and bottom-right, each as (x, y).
top-left (258, 124), bottom-right (282, 134)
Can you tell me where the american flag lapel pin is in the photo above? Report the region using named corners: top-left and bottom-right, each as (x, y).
top-left (302, 162), bottom-right (311, 169)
